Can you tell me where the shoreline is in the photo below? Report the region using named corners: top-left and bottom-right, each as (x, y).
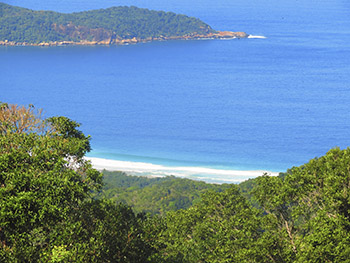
top-left (85, 156), bottom-right (280, 184)
top-left (0, 31), bottom-right (248, 47)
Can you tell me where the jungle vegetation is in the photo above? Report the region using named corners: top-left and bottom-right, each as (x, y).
top-left (1, 103), bottom-right (350, 262)
top-left (96, 171), bottom-right (232, 215)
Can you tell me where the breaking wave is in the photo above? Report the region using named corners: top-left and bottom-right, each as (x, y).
top-left (248, 35), bottom-right (267, 39)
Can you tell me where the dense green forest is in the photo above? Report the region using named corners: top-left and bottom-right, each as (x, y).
top-left (0, 3), bottom-right (215, 44)
top-left (96, 171), bottom-right (232, 215)
top-left (1, 103), bottom-right (350, 262)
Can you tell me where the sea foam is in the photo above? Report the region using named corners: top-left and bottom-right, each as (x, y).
top-left (248, 35), bottom-right (267, 39)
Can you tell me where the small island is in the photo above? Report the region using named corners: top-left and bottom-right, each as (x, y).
top-left (0, 3), bottom-right (248, 46)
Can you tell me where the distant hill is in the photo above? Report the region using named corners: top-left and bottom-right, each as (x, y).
top-left (0, 3), bottom-right (247, 46)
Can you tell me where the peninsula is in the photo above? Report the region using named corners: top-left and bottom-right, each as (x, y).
top-left (0, 3), bottom-right (248, 46)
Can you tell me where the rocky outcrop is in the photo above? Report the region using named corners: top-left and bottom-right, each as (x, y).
top-left (0, 31), bottom-right (249, 47)
top-left (211, 31), bottom-right (248, 38)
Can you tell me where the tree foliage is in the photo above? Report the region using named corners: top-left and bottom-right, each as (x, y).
top-left (149, 148), bottom-right (350, 262)
top-left (253, 148), bottom-right (350, 262)
top-left (0, 103), bottom-right (44, 134)
top-left (0, 104), bottom-right (151, 262)
top-left (97, 171), bottom-right (231, 215)
top-left (2, 103), bottom-right (350, 262)
top-left (152, 186), bottom-right (264, 262)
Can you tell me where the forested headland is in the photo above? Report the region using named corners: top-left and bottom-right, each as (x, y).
top-left (1, 103), bottom-right (350, 262)
top-left (0, 3), bottom-right (247, 46)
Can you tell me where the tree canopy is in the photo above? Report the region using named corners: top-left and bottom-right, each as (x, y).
top-left (0, 103), bottom-right (152, 262)
top-left (2, 102), bottom-right (350, 262)
top-left (97, 170), bottom-right (231, 215)
top-left (253, 148), bottom-right (350, 262)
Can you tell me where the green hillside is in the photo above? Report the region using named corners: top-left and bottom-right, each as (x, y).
top-left (0, 3), bottom-right (215, 44)
top-left (96, 171), bottom-right (231, 215)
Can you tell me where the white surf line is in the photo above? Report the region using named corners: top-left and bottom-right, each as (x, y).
top-left (85, 157), bottom-right (279, 180)
top-left (248, 35), bottom-right (267, 39)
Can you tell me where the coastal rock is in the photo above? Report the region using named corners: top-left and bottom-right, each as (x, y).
top-left (213, 31), bottom-right (248, 38)
top-left (0, 31), bottom-right (249, 47)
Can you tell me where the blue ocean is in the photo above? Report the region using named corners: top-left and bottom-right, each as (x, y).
top-left (1, 0), bottom-right (350, 183)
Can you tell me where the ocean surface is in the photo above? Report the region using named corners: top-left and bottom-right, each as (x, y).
top-left (1, 0), bottom-right (350, 183)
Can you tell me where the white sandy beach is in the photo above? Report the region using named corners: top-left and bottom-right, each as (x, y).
top-left (85, 157), bottom-right (279, 183)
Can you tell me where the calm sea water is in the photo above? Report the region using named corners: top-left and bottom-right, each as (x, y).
top-left (1, 0), bottom-right (350, 182)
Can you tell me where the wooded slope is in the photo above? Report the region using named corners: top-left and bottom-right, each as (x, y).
top-left (0, 3), bottom-right (215, 44)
